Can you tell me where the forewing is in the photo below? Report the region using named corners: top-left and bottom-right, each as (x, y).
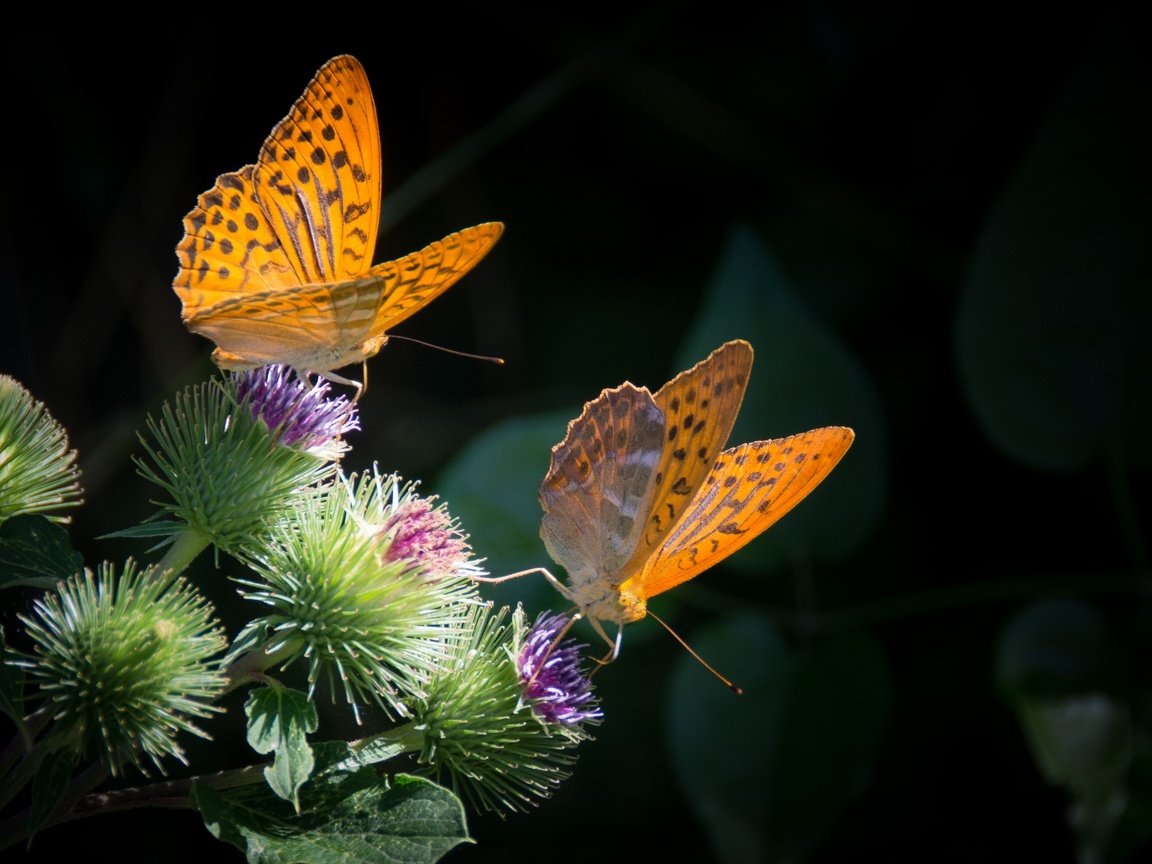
top-left (253, 55), bottom-right (381, 286)
top-left (633, 426), bottom-right (855, 597)
top-left (620, 339), bottom-right (753, 577)
top-left (173, 56), bottom-right (380, 316)
top-left (540, 384), bottom-right (666, 583)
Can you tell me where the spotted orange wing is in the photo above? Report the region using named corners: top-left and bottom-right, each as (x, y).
top-left (361, 222), bottom-right (504, 337)
top-left (630, 426), bottom-right (855, 598)
top-left (619, 339), bottom-right (753, 577)
top-left (174, 56), bottom-right (378, 312)
top-left (172, 55), bottom-right (502, 375)
top-left (180, 223), bottom-right (503, 371)
top-left (251, 55), bottom-right (380, 288)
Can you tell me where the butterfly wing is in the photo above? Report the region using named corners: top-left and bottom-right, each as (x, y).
top-left (618, 339), bottom-right (753, 578)
top-left (629, 426), bottom-right (855, 598)
top-left (363, 221), bottom-right (504, 336)
top-left (180, 275), bottom-right (392, 371)
top-left (174, 56), bottom-right (500, 374)
top-left (183, 223), bottom-right (504, 372)
top-left (539, 383), bottom-right (666, 588)
top-left (253, 54), bottom-right (380, 286)
top-left (174, 165), bottom-right (297, 315)
top-left (174, 56), bottom-right (379, 318)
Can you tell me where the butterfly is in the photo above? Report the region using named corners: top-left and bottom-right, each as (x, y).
top-left (534, 339), bottom-right (854, 662)
top-left (173, 55), bottom-right (503, 390)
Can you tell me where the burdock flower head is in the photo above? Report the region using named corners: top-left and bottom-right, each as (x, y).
top-left (374, 485), bottom-right (483, 582)
top-left (234, 365), bottom-right (359, 461)
top-left (517, 611), bottom-right (603, 727)
top-left (229, 467), bottom-right (483, 721)
top-left (12, 560), bottom-right (227, 775)
top-left (133, 370), bottom-right (348, 558)
top-left (400, 604), bottom-right (600, 814)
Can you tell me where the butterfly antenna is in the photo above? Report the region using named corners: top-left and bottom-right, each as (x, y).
top-left (387, 333), bottom-right (504, 365)
top-left (647, 610), bottom-right (743, 695)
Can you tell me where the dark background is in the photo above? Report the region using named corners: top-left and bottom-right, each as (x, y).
top-left (2, 5), bottom-right (1149, 862)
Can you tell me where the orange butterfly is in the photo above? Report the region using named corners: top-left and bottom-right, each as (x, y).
top-left (173, 55), bottom-right (503, 389)
top-left (533, 339), bottom-right (853, 662)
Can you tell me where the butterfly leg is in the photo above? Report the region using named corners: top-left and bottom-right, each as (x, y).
top-left (521, 609), bottom-right (584, 691)
top-left (585, 619), bottom-right (623, 670)
top-left (470, 567), bottom-right (577, 603)
top-left (307, 367), bottom-right (365, 401)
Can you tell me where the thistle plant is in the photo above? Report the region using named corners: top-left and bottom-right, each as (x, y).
top-left (0, 376), bottom-right (81, 524)
top-left (0, 367), bottom-right (603, 862)
top-left (129, 371), bottom-right (354, 568)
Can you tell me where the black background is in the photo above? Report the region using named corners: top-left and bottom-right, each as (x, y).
top-left (2, 5), bottom-right (1149, 862)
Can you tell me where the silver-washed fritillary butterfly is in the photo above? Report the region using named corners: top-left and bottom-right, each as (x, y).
top-left (534, 339), bottom-right (854, 660)
top-left (173, 55), bottom-right (503, 388)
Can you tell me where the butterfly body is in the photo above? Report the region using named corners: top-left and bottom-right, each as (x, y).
top-left (174, 55), bottom-right (502, 381)
top-left (539, 339), bottom-right (854, 655)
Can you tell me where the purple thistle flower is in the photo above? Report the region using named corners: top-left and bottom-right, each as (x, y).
top-left (235, 366), bottom-right (359, 460)
top-left (518, 612), bottom-right (602, 726)
top-left (376, 495), bottom-right (477, 580)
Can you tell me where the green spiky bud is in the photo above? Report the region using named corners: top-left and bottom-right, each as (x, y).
top-left (14, 561), bottom-right (227, 775)
top-left (0, 375), bottom-right (82, 524)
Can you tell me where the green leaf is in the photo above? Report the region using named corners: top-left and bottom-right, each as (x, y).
top-left (956, 28), bottom-right (1152, 471)
top-left (676, 225), bottom-right (885, 572)
top-left (667, 614), bottom-right (890, 864)
top-left (194, 771), bottom-right (471, 864)
top-left (435, 413), bottom-right (572, 612)
top-left (28, 747), bottom-right (78, 843)
top-left (995, 598), bottom-right (1135, 859)
top-left (246, 685), bottom-right (319, 810)
top-left (0, 514), bottom-right (83, 589)
top-left (1015, 696), bottom-right (1132, 799)
top-left (995, 598), bottom-right (1119, 702)
top-left (1014, 695), bottom-right (1133, 861)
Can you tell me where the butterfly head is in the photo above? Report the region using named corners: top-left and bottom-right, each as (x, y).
top-left (565, 575), bottom-right (649, 627)
top-left (358, 334), bottom-right (389, 362)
